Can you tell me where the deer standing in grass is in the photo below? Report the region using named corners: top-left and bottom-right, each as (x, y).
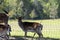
top-left (18, 17), bottom-right (43, 38)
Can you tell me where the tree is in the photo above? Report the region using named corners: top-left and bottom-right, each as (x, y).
top-left (57, 0), bottom-right (60, 18)
top-left (40, 0), bottom-right (58, 19)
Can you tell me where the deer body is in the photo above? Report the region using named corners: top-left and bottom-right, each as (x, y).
top-left (0, 13), bottom-right (8, 24)
top-left (18, 17), bottom-right (43, 38)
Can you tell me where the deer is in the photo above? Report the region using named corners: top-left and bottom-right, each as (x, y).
top-left (0, 9), bottom-right (11, 37)
top-left (18, 17), bottom-right (43, 39)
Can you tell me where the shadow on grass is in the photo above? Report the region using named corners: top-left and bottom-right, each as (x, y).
top-left (9, 36), bottom-right (60, 40)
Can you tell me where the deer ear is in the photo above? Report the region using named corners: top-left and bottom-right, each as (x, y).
top-left (22, 16), bottom-right (24, 19)
top-left (20, 16), bottom-right (24, 19)
top-left (20, 17), bottom-right (22, 19)
top-left (18, 16), bottom-right (24, 19)
top-left (18, 17), bottom-right (22, 19)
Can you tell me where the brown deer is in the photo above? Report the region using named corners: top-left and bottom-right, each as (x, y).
top-left (0, 9), bottom-right (11, 36)
top-left (18, 17), bottom-right (43, 38)
top-left (0, 9), bottom-right (9, 25)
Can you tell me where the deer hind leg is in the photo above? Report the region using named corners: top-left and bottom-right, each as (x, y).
top-left (31, 32), bottom-right (36, 40)
top-left (33, 32), bottom-right (36, 37)
top-left (24, 31), bottom-right (27, 40)
top-left (25, 31), bottom-right (27, 37)
top-left (36, 27), bottom-right (43, 38)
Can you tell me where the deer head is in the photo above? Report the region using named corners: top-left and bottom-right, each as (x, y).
top-left (18, 16), bottom-right (24, 21)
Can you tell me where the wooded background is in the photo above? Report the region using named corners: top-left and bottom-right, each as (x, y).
top-left (0, 0), bottom-right (60, 19)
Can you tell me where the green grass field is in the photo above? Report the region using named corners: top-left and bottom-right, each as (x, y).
top-left (8, 19), bottom-right (60, 39)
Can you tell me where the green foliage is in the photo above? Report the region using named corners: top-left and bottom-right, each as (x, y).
top-left (29, 9), bottom-right (37, 19)
top-left (0, 0), bottom-right (60, 19)
top-left (57, 0), bottom-right (60, 18)
top-left (40, 0), bottom-right (58, 19)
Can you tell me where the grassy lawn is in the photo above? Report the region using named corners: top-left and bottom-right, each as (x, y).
top-left (8, 19), bottom-right (60, 39)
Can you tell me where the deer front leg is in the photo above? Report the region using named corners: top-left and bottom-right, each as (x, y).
top-left (36, 27), bottom-right (43, 38)
top-left (25, 31), bottom-right (27, 37)
top-left (24, 31), bottom-right (27, 40)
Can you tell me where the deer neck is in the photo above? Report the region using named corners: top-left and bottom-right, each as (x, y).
top-left (18, 19), bottom-right (25, 30)
top-left (18, 19), bottom-right (23, 26)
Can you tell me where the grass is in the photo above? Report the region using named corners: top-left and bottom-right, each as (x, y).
top-left (8, 19), bottom-right (60, 39)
